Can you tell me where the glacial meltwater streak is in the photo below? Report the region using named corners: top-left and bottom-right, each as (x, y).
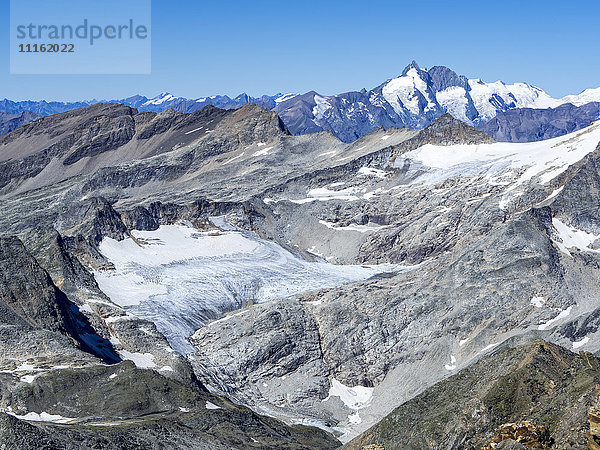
top-left (94, 221), bottom-right (400, 354)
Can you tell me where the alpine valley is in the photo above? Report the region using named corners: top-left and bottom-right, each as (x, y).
top-left (2, 62), bottom-right (600, 449)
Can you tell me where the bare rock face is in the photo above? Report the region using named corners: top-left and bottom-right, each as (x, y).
top-left (0, 236), bottom-right (79, 335)
top-left (0, 236), bottom-right (121, 363)
top-left (481, 422), bottom-right (552, 449)
top-left (402, 112), bottom-right (495, 147)
top-left (190, 299), bottom-right (330, 412)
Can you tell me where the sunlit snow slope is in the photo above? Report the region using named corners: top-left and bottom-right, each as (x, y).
top-left (394, 121), bottom-right (600, 209)
top-left (95, 223), bottom-right (400, 353)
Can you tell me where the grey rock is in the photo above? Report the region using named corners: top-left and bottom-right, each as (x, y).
top-left (190, 299), bottom-right (330, 413)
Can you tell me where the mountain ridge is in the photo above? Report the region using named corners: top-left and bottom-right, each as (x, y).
top-left (2, 62), bottom-right (599, 143)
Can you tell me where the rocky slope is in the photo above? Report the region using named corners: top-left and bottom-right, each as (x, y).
top-left (346, 340), bottom-right (599, 449)
top-left (183, 115), bottom-right (600, 440)
top-left (3, 100), bottom-right (600, 447)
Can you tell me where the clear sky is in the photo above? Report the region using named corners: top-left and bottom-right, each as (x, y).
top-left (2, 0), bottom-right (599, 101)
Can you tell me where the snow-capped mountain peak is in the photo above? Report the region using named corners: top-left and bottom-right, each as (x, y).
top-left (144, 92), bottom-right (179, 106)
top-left (377, 62), bottom-right (559, 126)
top-left (561, 86), bottom-right (600, 106)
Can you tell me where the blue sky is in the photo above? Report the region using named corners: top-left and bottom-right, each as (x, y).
top-left (2, 0), bottom-right (599, 101)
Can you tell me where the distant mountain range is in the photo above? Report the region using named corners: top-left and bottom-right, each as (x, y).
top-left (2, 61), bottom-right (600, 142)
top-left (479, 101), bottom-right (600, 142)
top-left (0, 111), bottom-right (42, 136)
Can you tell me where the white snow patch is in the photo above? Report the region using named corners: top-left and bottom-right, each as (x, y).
top-left (205, 401), bottom-right (221, 410)
top-left (109, 373), bottom-right (118, 379)
top-left (223, 151), bottom-right (245, 165)
top-left (290, 186), bottom-right (364, 203)
top-left (348, 411), bottom-right (362, 424)
top-left (436, 86), bottom-right (470, 123)
top-left (20, 375), bottom-right (36, 383)
top-left (444, 355), bottom-right (457, 371)
top-left (480, 343), bottom-right (499, 353)
top-left (538, 306), bottom-right (574, 331)
top-left (323, 378), bottom-right (373, 410)
top-left (253, 146), bottom-right (273, 157)
top-left (105, 314), bottom-right (137, 324)
top-left (573, 336), bottom-right (590, 349)
top-left (94, 271), bottom-right (168, 308)
top-left (552, 218), bottom-right (600, 256)
top-left (562, 87), bottom-right (600, 107)
top-left (536, 186), bottom-right (564, 206)
top-left (78, 304), bottom-right (93, 314)
top-left (98, 225), bottom-right (259, 271)
top-left (184, 126), bottom-right (204, 135)
top-left (382, 68), bottom-right (436, 116)
top-left (144, 93), bottom-right (177, 105)
top-left (459, 339), bottom-right (469, 347)
top-left (313, 95), bottom-right (332, 121)
top-left (530, 297), bottom-right (545, 308)
top-left (319, 220), bottom-right (389, 233)
top-left (274, 93), bottom-right (298, 103)
top-left (319, 150), bottom-right (337, 157)
top-left (357, 167), bottom-right (386, 178)
top-left (118, 350), bottom-right (157, 369)
top-left (11, 411), bottom-right (75, 424)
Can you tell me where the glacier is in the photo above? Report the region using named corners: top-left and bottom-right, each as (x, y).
top-left (94, 221), bottom-right (401, 354)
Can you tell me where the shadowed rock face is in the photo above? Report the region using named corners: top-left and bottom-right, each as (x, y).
top-left (478, 102), bottom-right (600, 143)
top-left (347, 341), bottom-right (599, 450)
top-left (0, 236), bottom-right (121, 364)
top-left (0, 236), bottom-right (79, 334)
